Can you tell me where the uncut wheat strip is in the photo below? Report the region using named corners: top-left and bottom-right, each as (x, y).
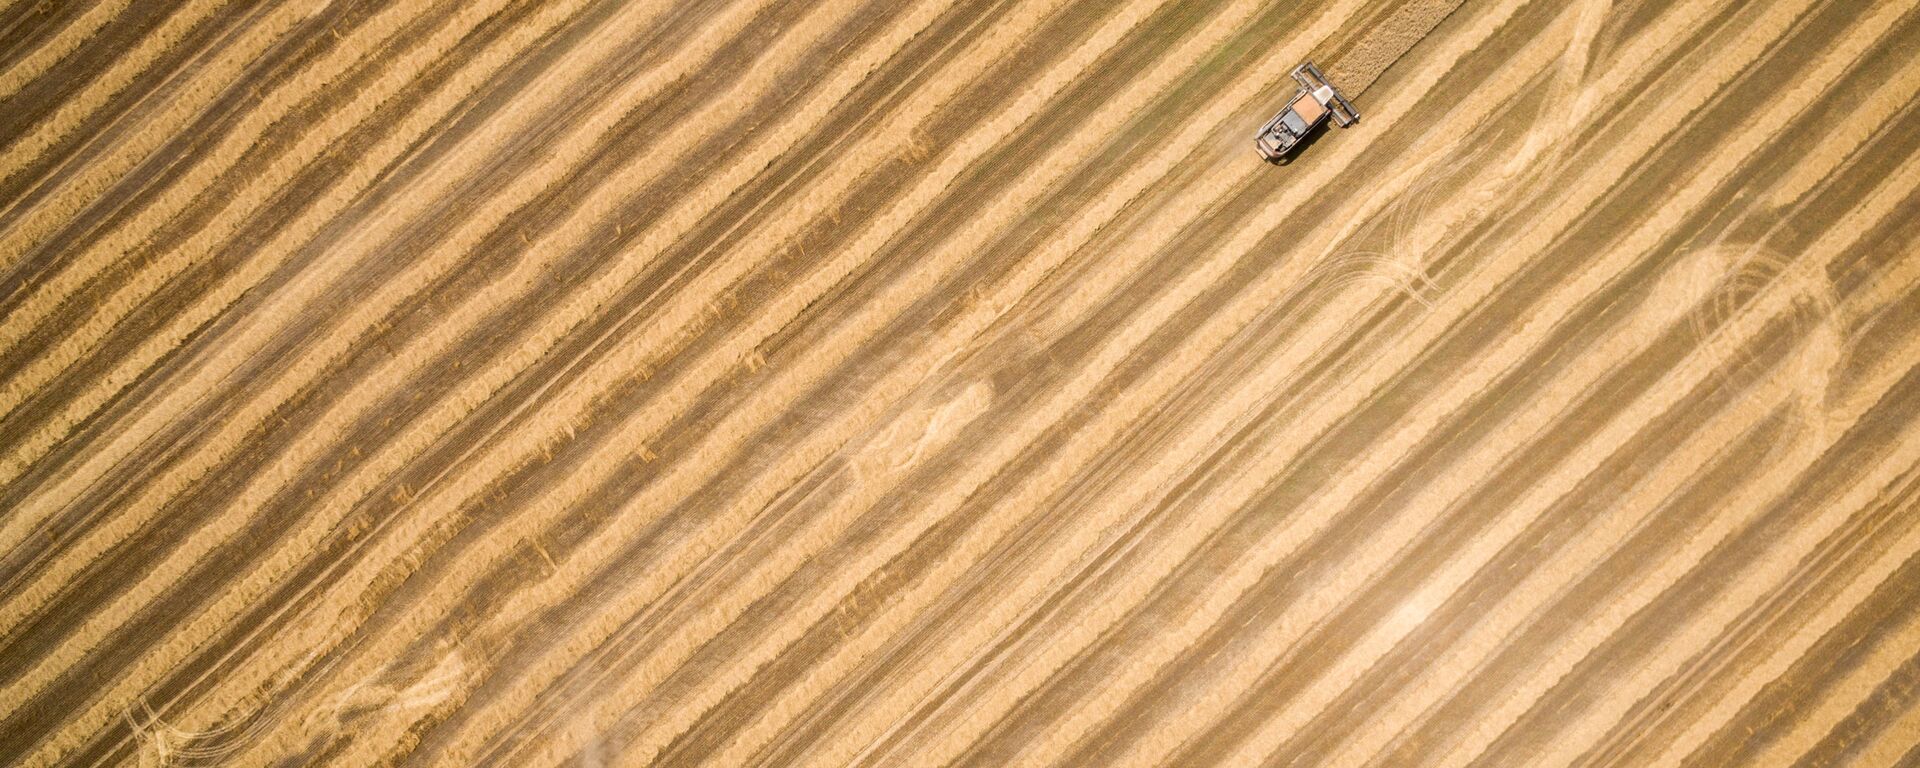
top-left (260, 1), bottom-right (1208, 762)
top-left (137, 0), bottom-right (996, 756)
top-left (0, 0), bottom-right (737, 756)
top-left (0, 0), bottom-right (315, 267)
top-left (1211, 241), bottom-right (1901, 768)
top-left (1659, 525), bottom-right (1920, 767)
top-left (0, 0), bottom-right (472, 421)
top-left (1288, 53), bottom-right (1920, 767)
top-left (0, 0), bottom-right (497, 481)
top-left (1002, 7), bottom-right (1873, 766)
top-left (0, 0), bottom-right (684, 639)
top-left (0, 0), bottom-right (231, 186)
top-left (0, 0), bottom-right (132, 101)
top-left (0, 0), bottom-right (680, 547)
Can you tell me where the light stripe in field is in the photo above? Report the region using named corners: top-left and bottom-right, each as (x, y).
top-left (258, 0), bottom-right (1218, 761)
top-left (0, 0), bottom-right (674, 643)
top-left (0, 0), bottom-right (770, 760)
top-left (0, 0), bottom-right (235, 188)
top-left (1850, 686), bottom-right (1920, 766)
top-left (484, 0), bottom-right (1390, 761)
top-left (0, 0), bottom-right (133, 102)
top-left (1294, 41), bottom-right (1920, 767)
top-left (144, 0), bottom-right (1023, 759)
top-left (989, 2), bottom-right (1891, 764)
top-left (5, 0), bottom-right (1918, 763)
top-left (0, 0), bottom-right (481, 476)
top-left (0, 0), bottom-right (310, 256)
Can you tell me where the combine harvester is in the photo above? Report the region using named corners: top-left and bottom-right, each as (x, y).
top-left (1254, 62), bottom-right (1359, 162)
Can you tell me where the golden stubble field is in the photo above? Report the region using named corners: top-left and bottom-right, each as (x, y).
top-left (1, 0), bottom-right (1918, 764)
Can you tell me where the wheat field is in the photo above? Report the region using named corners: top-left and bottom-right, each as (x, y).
top-left (1, 0), bottom-right (1918, 764)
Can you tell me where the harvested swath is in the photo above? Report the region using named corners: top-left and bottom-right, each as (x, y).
top-left (0, 0), bottom-right (134, 102)
top-left (214, 0), bottom-right (1202, 760)
top-left (0, 0), bottom-right (827, 758)
top-left (4, 0), bottom-right (1920, 765)
top-left (0, 0), bottom-right (674, 643)
top-left (0, 0), bottom-right (494, 481)
top-left (1324, 77), bottom-right (1920, 768)
top-left (129, 0), bottom-right (1040, 755)
top-left (1130, 14), bottom-right (1920, 768)
top-left (0, 0), bottom-right (307, 248)
top-left (446, 0), bottom-right (1391, 761)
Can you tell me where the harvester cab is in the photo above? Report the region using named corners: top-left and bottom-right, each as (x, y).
top-left (1254, 62), bottom-right (1358, 163)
